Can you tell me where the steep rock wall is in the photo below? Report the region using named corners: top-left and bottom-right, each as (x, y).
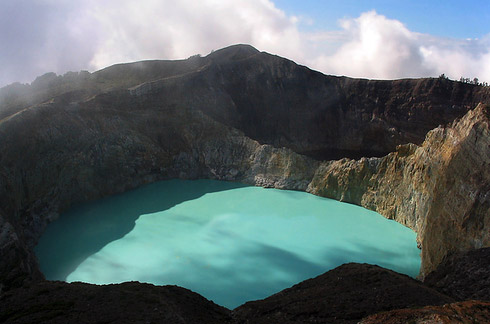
top-left (198, 46), bottom-right (490, 159)
top-left (3, 45), bottom-right (489, 160)
top-left (308, 104), bottom-right (490, 276)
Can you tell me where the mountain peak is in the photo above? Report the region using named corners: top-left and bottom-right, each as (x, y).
top-left (206, 44), bottom-right (260, 61)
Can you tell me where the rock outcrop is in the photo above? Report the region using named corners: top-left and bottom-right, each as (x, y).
top-left (308, 103), bottom-right (490, 276)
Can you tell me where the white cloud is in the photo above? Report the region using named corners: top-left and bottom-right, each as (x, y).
top-left (305, 11), bottom-right (490, 82)
top-left (85, 0), bottom-right (303, 70)
top-left (0, 0), bottom-right (303, 86)
top-left (419, 35), bottom-right (490, 82)
top-left (308, 11), bottom-right (431, 79)
top-left (1, 2), bottom-right (489, 87)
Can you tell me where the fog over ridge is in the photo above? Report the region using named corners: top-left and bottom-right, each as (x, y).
top-left (1, 0), bottom-right (490, 87)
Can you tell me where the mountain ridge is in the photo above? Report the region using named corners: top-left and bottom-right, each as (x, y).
top-left (2, 44), bottom-right (489, 161)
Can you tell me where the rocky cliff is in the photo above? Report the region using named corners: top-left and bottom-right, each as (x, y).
top-left (0, 44), bottom-right (489, 321)
top-left (308, 103), bottom-right (490, 276)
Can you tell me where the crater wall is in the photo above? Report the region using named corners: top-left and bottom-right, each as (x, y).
top-left (0, 44), bottom-right (489, 290)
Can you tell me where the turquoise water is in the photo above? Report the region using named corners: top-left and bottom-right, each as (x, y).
top-left (35, 179), bottom-right (420, 309)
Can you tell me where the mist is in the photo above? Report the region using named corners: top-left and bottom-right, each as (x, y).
top-left (1, 0), bottom-right (489, 88)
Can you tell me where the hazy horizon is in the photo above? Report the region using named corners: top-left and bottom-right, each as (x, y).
top-left (1, 0), bottom-right (489, 88)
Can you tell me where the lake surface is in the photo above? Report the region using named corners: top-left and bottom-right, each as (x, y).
top-left (35, 179), bottom-right (420, 309)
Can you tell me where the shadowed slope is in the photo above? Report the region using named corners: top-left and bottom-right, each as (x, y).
top-left (0, 263), bottom-right (455, 324)
top-left (232, 263), bottom-right (453, 324)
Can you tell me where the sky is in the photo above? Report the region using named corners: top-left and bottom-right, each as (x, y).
top-left (1, 0), bottom-right (490, 88)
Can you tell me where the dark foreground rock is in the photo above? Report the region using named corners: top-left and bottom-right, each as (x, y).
top-left (0, 263), bottom-right (458, 324)
top-left (0, 281), bottom-right (232, 324)
top-left (359, 248), bottom-right (490, 323)
top-left (424, 247), bottom-right (490, 301)
top-left (359, 300), bottom-right (490, 324)
top-left (232, 263), bottom-right (453, 324)
top-left (4, 261), bottom-right (490, 324)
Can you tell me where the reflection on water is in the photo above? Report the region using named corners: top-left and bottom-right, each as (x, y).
top-left (35, 179), bottom-right (420, 309)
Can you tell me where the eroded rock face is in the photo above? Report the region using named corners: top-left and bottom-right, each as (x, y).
top-left (308, 103), bottom-right (490, 277)
top-left (0, 44), bottom-right (489, 291)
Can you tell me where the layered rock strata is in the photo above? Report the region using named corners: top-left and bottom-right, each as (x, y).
top-left (308, 103), bottom-right (490, 277)
top-left (2, 45), bottom-right (489, 160)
